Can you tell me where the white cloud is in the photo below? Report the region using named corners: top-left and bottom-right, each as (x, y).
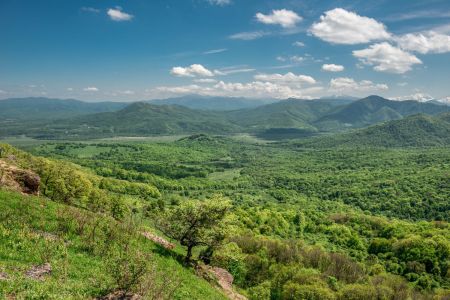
top-left (229, 31), bottom-right (268, 40)
top-left (107, 7), bottom-right (133, 22)
top-left (389, 93), bottom-right (434, 102)
top-left (83, 87), bottom-right (99, 92)
top-left (81, 7), bottom-right (100, 13)
top-left (203, 48), bottom-right (227, 55)
top-left (290, 55), bottom-right (304, 63)
top-left (194, 78), bottom-right (218, 83)
top-left (310, 8), bottom-right (391, 44)
top-left (322, 64), bottom-right (344, 72)
top-left (0, 89), bottom-right (7, 94)
top-left (397, 82), bottom-right (408, 87)
top-left (207, 0), bottom-right (231, 6)
top-left (396, 31), bottom-right (450, 54)
top-left (67, 87), bottom-right (74, 91)
top-left (256, 9), bottom-right (302, 28)
top-left (152, 78), bottom-right (323, 99)
top-left (293, 41), bottom-right (305, 47)
top-left (254, 72), bottom-right (316, 85)
top-left (330, 77), bottom-right (388, 94)
top-left (170, 64), bottom-right (214, 77)
top-left (276, 55), bottom-right (304, 63)
top-left (353, 42), bottom-right (422, 74)
top-left (214, 68), bottom-right (255, 75)
top-left (437, 96), bottom-right (450, 104)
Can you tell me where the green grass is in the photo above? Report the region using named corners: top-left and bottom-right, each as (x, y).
top-left (0, 190), bottom-right (227, 300)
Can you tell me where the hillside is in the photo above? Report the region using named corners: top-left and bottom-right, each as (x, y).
top-left (315, 95), bottom-right (450, 130)
top-left (225, 98), bottom-right (344, 133)
top-left (1, 96), bottom-right (450, 140)
top-left (45, 102), bottom-right (241, 139)
top-left (0, 97), bottom-right (127, 120)
top-left (148, 95), bottom-right (276, 111)
top-left (300, 114), bottom-right (450, 148)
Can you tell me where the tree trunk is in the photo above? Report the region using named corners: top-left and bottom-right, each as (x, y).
top-left (185, 245), bottom-right (193, 265)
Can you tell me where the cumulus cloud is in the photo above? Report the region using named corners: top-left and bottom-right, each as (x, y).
top-left (229, 31), bottom-right (268, 40)
top-left (83, 87), bottom-right (99, 92)
top-left (107, 7), bottom-right (134, 21)
top-left (310, 8), bottom-right (391, 44)
top-left (396, 31), bottom-right (450, 54)
top-left (67, 87), bottom-right (74, 91)
top-left (170, 64), bottom-right (214, 77)
top-left (152, 78), bottom-right (323, 99)
top-left (254, 72), bottom-right (316, 85)
top-left (353, 42), bottom-right (422, 74)
top-left (437, 96), bottom-right (450, 105)
top-left (256, 9), bottom-right (302, 28)
top-left (330, 77), bottom-right (388, 94)
top-left (207, 0), bottom-right (231, 6)
top-left (322, 64), bottom-right (344, 72)
top-left (389, 93), bottom-right (434, 102)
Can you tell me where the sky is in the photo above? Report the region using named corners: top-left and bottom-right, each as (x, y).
top-left (1, 0), bottom-right (450, 102)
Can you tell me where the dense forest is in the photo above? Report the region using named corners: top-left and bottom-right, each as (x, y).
top-left (1, 131), bottom-right (449, 299)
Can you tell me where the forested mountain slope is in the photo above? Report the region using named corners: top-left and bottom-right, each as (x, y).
top-left (298, 114), bottom-right (450, 148)
top-left (315, 95), bottom-right (450, 130)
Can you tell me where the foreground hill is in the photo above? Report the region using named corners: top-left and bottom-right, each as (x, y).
top-left (315, 95), bottom-right (450, 130)
top-left (300, 114), bottom-right (450, 148)
top-left (0, 97), bottom-right (127, 120)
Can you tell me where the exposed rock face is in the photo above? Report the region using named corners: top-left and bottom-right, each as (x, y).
top-left (0, 160), bottom-right (40, 195)
top-left (12, 169), bottom-right (40, 195)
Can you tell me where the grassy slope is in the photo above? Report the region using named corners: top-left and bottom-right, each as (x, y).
top-left (0, 190), bottom-right (227, 300)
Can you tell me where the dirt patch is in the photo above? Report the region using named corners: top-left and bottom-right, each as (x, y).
top-left (0, 271), bottom-right (9, 281)
top-left (140, 231), bottom-right (175, 250)
top-left (197, 264), bottom-right (247, 300)
top-left (25, 263), bottom-right (52, 280)
top-left (98, 291), bottom-right (141, 300)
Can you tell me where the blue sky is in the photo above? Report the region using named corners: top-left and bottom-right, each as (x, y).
top-left (1, 0), bottom-right (450, 102)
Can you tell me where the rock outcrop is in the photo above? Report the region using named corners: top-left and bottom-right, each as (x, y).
top-left (0, 160), bottom-right (40, 195)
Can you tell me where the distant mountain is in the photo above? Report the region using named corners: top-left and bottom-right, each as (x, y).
top-left (300, 114), bottom-right (450, 148)
top-left (225, 98), bottom-right (344, 132)
top-left (2, 95), bottom-right (450, 140)
top-left (147, 95), bottom-right (276, 111)
top-left (315, 95), bottom-right (450, 130)
top-left (0, 97), bottom-right (127, 120)
top-left (31, 102), bottom-right (241, 139)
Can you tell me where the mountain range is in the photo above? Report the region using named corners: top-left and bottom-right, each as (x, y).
top-left (0, 95), bottom-right (449, 143)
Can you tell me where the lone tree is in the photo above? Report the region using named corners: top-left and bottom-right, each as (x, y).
top-left (156, 196), bottom-right (231, 264)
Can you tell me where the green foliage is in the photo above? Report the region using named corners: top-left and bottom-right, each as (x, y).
top-left (156, 196), bottom-right (231, 263)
